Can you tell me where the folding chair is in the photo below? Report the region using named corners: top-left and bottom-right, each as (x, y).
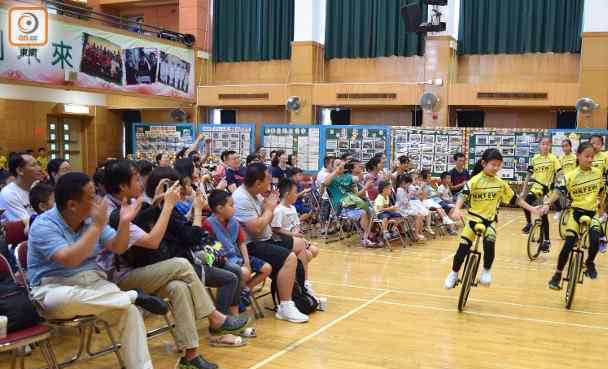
top-left (249, 277), bottom-right (271, 319)
top-left (367, 193), bottom-right (406, 250)
top-left (0, 252), bottom-right (59, 369)
top-left (14, 242), bottom-right (126, 369)
top-left (323, 192), bottom-right (359, 244)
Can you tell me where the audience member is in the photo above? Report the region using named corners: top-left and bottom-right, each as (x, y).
top-left (449, 152), bottom-right (470, 197)
top-left (47, 158), bottom-right (72, 186)
top-left (0, 152), bottom-right (42, 221)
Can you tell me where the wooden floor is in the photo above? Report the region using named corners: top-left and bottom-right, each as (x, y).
top-left (5, 208), bottom-right (608, 369)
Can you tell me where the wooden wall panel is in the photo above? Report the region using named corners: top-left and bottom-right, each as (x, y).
top-left (457, 54), bottom-right (580, 83)
top-left (449, 82), bottom-right (579, 107)
top-left (350, 108), bottom-right (412, 126)
top-left (483, 108), bottom-right (556, 129)
top-left (0, 99), bottom-right (52, 153)
top-left (119, 5), bottom-right (180, 32)
top-left (94, 107), bottom-right (123, 163)
top-left (236, 108), bottom-right (287, 146)
top-left (212, 61), bottom-right (291, 84)
top-left (579, 33), bottom-right (608, 128)
top-left (198, 85), bottom-right (288, 107)
top-left (313, 83), bottom-right (423, 106)
top-left (325, 56), bottom-right (425, 83)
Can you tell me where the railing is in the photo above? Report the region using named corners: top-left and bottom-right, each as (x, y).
top-left (6, 0), bottom-right (195, 47)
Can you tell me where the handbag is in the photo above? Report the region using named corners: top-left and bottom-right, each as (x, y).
top-left (341, 193), bottom-right (368, 211)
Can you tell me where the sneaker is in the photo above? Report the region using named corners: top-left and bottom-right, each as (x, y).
top-left (479, 269), bottom-right (492, 286)
top-left (442, 217), bottom-right (455, 225)
top-left (275, 301), bottom-right (309, 323)
top-left (240, 288), bottom-right (252, 307)
top-left (522, 223), bottom-right (532, 234)
top-left (553, 212), bottom-right (561, 221)
top-left (304, 281), bottom-right (317, 297)
top-left (539, 240), bottom-right (551, 253)
top-left (179, 356), bottom-right (218, 369)
top-left (585, 262), bottom-right (598, 279)
top-left (600, 237), bottom-right (607, 254)
top-left (443, 271), bottom-right (458, 289)
top-left (548, 273), bottom-right (562, 290)
top-left (416, 234), bottom-right (426, 241)
top-left (447, 228), bottom-right (457, 236)
top-left (362, 239), bottom-right (379, 248)
top-left (383, 231), bottom-right (392, 241)
top-left (426, 227), bottom-right (436, 236)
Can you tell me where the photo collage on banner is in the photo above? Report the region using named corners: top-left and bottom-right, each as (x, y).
top-left (550, 129), bottom-right (608, 156)
top-left (0, 8), bottom-right (195, 99)
top-left (393, 127), bottom-right (465, 176)
top-left (468, 129), bottom-right (545, 182)
top-left (134, 124), bottom-right (194, 162)
top-left (262, 126), bottom-right (321, 172)
top-left (199, 125), bottom-right (253, 163)
top-left (324, 126), bottom-right (389, 164)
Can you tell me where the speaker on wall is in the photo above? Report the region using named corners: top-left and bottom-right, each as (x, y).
top-left (330, 108), bottom-right (351, 125)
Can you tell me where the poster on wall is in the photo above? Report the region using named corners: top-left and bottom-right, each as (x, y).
top-left (198, 124), bottom-right (254, 164)
top-left (322, 125), bottom-right (390, 166)
top-left (0, 8), bottom-right (195, 99)
top-left (392, 127), bottom-right (465, 176)
top-left (467, 128), bottom-right (546, 182)
top-left (550, 129), bottom-right (608, 157)
top-left (262, 125), bottom-right (321, 172)
top-left (133, 123), bottom-right (195, 161)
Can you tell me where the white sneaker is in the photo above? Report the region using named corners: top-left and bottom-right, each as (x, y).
top-left (426, 227), bottom-right (436, 235)
top-left (275, 301), bottom-right (309, 323)
top-left (443, 217), bottom-right (455, 225)
top-left (304, 281), bottom-right (316, 297)
top-left (479, 269), bottom-right (492, 286)
top-left (443, 271), bottom-right (458, 289)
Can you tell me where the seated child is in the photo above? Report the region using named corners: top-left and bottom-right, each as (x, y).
top-left (203, 190), bottom-right (272, 304)
top-left (285, 167), bottom-right (312, 220)
top-left (26, 182), bottom-right (55, 232)
top-left (417, 171), bottom-right (456, 235)
top-left (374, 181), bottom-right (403, 241)
top-left (395, 174), bottom-right (426, 241)
top-left (437, 172), bottom-right (455, 207)
top-left (272, 178), bottom-right (320, 297)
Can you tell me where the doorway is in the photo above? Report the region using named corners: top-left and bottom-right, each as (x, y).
top-left (47, 116), bottom-right (84, 172)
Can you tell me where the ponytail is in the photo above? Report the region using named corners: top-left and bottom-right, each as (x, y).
top-left (471, 148), bottom-right (503, 177)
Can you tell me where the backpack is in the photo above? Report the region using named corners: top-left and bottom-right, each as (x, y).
top-left (0, 278), bottom-right (42, 333)
top-left (270, 259), bottom-right (318, 315)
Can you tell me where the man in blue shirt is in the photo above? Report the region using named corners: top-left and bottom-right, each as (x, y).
top-left (28, 172), bottom-right (167, 369)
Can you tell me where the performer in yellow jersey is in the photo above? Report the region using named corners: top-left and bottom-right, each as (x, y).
top-left (559, 139), bottom-right (577, 175)
top-left (589, 134), bottom-right (608, 253)
top-left (444, 149), bottom-right (541, 289)
top-left (541, 142), bottom-right (605, 288)
top-left (521, 137), bottom-right (561, 253)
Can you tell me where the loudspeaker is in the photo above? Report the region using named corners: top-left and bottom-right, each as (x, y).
top-left (330, 109), bottom-right (351, 125)
top-left (401, 2), bottom-right (422, 33)
top-left (220, 109), bottom-right (236, 124)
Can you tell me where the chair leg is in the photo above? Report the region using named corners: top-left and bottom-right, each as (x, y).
top-left (56, 324), bottom-right (87, 368)
top-left (92, 319), bottom-right (125, 369)
top-left (39, 340), bottom-right (60, 369)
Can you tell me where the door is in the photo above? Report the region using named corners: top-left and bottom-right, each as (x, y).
top-left (48, 117), bottom-right (84, 171)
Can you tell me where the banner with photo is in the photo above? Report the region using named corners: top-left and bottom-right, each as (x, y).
top-left (0, 8), bottom-right (195, 99)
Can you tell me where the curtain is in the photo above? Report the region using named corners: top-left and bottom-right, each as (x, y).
top-left (213, 0), bottom-right (294, 62)
top-left (458, 0), bottom-right (584, 55)
top-left (324, 0), bottom-right (426, 59)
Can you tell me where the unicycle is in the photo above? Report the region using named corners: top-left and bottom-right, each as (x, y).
top-left (526, 179), bottom-right (550, 261)
top-left (456, 223), bottom-right (485, 312)
top-left (562, 215), bottom-right (590, 309)
top-left (559, 207), bottom-right (572, 240)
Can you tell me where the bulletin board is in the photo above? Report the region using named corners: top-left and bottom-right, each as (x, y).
top-left (467, 128), bottom-right (547, 182)
top-left (132, 123), bottom-right (195, 162)
top-left (198, 124), bottom-right (255, 163)
top-left (392, 127), bottom-right (466, 176)
top-left (321, 125), bottom-right (391, 166)
top-left (549, 129), bottom-right (608, 156)
top-left (261, 124), bottom-right (321, 172)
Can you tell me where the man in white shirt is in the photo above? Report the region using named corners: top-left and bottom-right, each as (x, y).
top-left (0, 153), bottom-right (42, 221)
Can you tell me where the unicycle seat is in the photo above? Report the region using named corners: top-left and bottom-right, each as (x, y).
top-left (474, 223), bottom-right (486, 236)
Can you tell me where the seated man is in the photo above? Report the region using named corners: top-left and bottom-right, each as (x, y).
top-left (102, 161), bottom-right (250, 367)
top-left (0, 152), bottom-right (42, 221)
top-left (224, 151), bottom-right (246, 192)
top-left (27, 172), bottom-right (167, 369)
top-left (233, 163), bottom-right (308, 323)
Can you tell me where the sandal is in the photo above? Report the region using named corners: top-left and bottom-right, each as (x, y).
top-left (208, 334), bottom-right (248, 347)
top-left (209, 314), bottom-right (252, 336)
top-left (239, 327), bottom-right (257, 338)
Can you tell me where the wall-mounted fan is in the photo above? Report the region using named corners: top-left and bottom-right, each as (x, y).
top-left (420, 92), bottom-right (439, 111)
top-left (575, 97), bottom-right (599, 128)
top-left (286, 96), bottom-right (301, 112)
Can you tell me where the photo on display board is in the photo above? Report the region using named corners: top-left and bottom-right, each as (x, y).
top-left (80, 33), bottom-right (124, 85)
top-left (422, 135), bottom-right (435, 145)
top-left (350, 141), bottom-right (361, 150)
top-left (159, 52), bottom-right (191, 93)
top-left (529, 143), bottom-right (539, 154)
top-left (338, 140), bottom-right (350, 150)
top-left (363, 140), bottom-right (374, 149)
top-left (514, 147), bottom-right (529, 157)
top-left (502, 136), bottom-right (516, 146)
top-left (449, 136), bottom-right (462, 148)
top-left (503, 157), bottom-right (515, 169)
top-left (488, 136), bottom-right (498, 146)
top-left (374, 140), bottom-right (385, 150)
top-left (410, 134), bottom-right (422, 144)
top-left (436, 136), bottom-right (449, 146)
top-left (499, 169), bottom-right (514, 179)
top-left (501, 147), bottom-right (515, 156)
top-left (124, 47), bottom-right (159, 85)
top-left (475, 146), bottom-right (488, 155)
top-left (476, 135), bottom-right (488, 146)
top-left (326, 140), bottom-right (338, 150)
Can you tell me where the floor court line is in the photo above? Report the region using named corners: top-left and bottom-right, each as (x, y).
top-left (245, 290), bottom-right (391, 369)
top-left (317, 293), bottom-right (608, 331)
top-left (314, 280), bottom-right (608, 316)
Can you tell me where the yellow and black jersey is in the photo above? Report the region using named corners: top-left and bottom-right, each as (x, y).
top-left (558, 166), bottom-right (605, 212)
top-left (461, 172), bottom-right (515, 222)
top-left (528, 153), bottom-right (561, 195)
top-left (559, 152), bottom-right (577, 175)
top-left (592, 151), bottom-right (608, 174)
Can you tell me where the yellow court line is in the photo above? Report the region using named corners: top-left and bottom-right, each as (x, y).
top-left (246, 290), bottom-right (391, 369)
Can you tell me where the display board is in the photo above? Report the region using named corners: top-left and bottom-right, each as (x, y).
top-left (198, 124), bottom-right (255, 164)
top-left (467, 128), bottom-right (547, 182)
top-left (392, 127), bottom-right (465, 176)
top-left (132, 123), bottom-right (195, 162)
top-left (261, 125), bottom-right (321, 172)
top-left (321, 125), bottom-right (391, 166)
top-left (550, 129), bottom-right (608, 156)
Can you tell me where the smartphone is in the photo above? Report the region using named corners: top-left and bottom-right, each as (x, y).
top-left (163, 180), bottom-right (177, 191)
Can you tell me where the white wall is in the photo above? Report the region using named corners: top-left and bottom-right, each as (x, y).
top-left (583, 0), bottom-right (608, 32)
top-left (294, 0), bottom-right (326, 44)
top-left (0, 83), bottom-right (106, 106)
